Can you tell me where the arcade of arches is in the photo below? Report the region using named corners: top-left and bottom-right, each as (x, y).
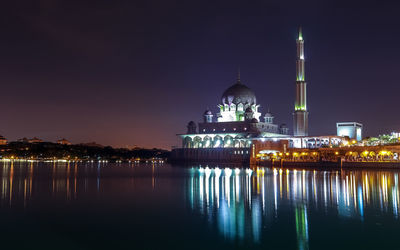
top-left (182, 135), bottom-right (251, 149)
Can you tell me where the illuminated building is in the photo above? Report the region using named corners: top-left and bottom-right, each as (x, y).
top-left (28, 137), bottom-right (44, 143)
top-left (18, 137), bottom-right (44, 143)
top-left (172, 28), bottom-right (345, 163)
top-left (337, 122), bottom-right (363, 141)
top-left (172, 71), bottom-right (289, 162)
top-left (0, 135), bottom-right (7, 145)
top-left (57, 138), bottom-right (72, 145)
top-left (293, 27), bottom-right (309, 136)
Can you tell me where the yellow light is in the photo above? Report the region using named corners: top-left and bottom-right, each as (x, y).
top-left (335, 152), bottom-right (339, 155)
top-left (286, 153), bottom-right (290, 156)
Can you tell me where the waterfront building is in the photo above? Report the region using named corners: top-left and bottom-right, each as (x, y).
top-left (0, 135), bottom-right (7, 145)
top-left (171, 28), bottom-right (345, 163)
top-left (172, 71), bottom-right (290, 162)
top-left (337, 122), bottom-right (363, 141)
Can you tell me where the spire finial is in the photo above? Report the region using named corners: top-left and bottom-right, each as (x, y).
top-left (298, 26), bottom-right (303, 41)
top-left (237, 67), bottom-right (241, 83)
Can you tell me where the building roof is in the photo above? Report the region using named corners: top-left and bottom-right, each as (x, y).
top-left (221, 80), bottom-right (256, 105)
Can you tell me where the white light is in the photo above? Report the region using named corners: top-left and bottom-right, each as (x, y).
top-left (235, 168), bottom-right (240, 175)
top-left (215, 168), bottom-right (222, 178)
top-left (225, 168), bottom-right (232, 177)
top-left (205, 167), bottom-right (211, 176)
top-left (246, 169), bottom-right (253, 176)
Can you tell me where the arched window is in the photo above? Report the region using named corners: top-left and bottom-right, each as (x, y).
top-left (193, 136), bottom-right (202, 148)
top-left (203, 136), bottom-right (212, 148)
top-left (224, 135), bottom-right (233, 148)
top-left (237, 103), bottom-right (244, 111)
top-left (183, 137), bottom-right (193, 148)
top-left (230, 103), bottom-right (236, 111)
top-left (213, 136), bottom-right (223, 148)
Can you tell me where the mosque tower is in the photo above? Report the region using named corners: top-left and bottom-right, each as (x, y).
top-left (293, 27), bottom-right (309, 136)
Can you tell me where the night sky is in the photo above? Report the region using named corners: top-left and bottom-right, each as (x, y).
top-left (0, 0), bottom-right (399, 149)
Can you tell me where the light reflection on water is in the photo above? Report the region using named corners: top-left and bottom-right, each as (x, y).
top-left (187, 166), bottom-right (400, 249)
top-left (1, 161), bottom-right (400, 249)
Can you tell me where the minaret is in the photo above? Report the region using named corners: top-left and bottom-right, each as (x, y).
top-left (293, 27), bottom-right (309, 136)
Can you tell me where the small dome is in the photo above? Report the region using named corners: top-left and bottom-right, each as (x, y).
top-left (204, 110), bottom-right (212, 115)
top-left (221, 80), bottom-right (256, 105)
top-left (264, 112), bottom-right (273, 117)
top-left (250, 118), bottom-right (258, 123)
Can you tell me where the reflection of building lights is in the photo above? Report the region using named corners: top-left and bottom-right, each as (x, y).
top-left (246, 169), bottom-right (252, 176)
top-left (187, 166), bottom-right (400, 244)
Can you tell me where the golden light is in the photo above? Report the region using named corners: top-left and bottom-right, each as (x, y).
top-left (335, 151), bottom-right (339, 155)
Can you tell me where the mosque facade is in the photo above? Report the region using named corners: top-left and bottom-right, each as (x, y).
top-left (171, 28), bottom-right (344, 163)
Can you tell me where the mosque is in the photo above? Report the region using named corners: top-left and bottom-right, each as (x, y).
top-left (171, 28), bottom-right (344, 163)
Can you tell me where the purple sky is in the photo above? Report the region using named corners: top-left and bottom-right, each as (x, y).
top-left (0, 0), bottom-right (399, 149)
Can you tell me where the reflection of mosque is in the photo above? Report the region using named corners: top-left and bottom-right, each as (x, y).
top-left (186, 166), bottom-right (400, 247)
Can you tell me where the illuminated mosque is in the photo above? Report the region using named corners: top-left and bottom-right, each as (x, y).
top-left (171, 28), bottom-right (344, 163)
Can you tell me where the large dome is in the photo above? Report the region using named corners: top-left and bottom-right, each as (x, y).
top-left (221, 81), bottom-right (256, 105)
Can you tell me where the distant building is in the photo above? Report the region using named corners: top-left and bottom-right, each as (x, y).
top-left (18, 137), bottom-right (29, 143)
top-left (337, 122), bottom-right (363, 141)
top-left (18, 137), bottom-right (44, 143)
top-left (0, 135), bottom-right (7, 145)
top-left (28, 137), bottom-right (44, 143)
top-left (57, 138), bottom-right (72, 145)
top-left (80, 142), bottom-right (104, 148)
top-left (392, 132), bottom-right (400, 138)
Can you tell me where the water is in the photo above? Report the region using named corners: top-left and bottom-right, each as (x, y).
top-left (0, 161), bottom-right (399, 249)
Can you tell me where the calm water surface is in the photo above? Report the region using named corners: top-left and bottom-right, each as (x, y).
top-left (0, 161), bottom-right (399, 249)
